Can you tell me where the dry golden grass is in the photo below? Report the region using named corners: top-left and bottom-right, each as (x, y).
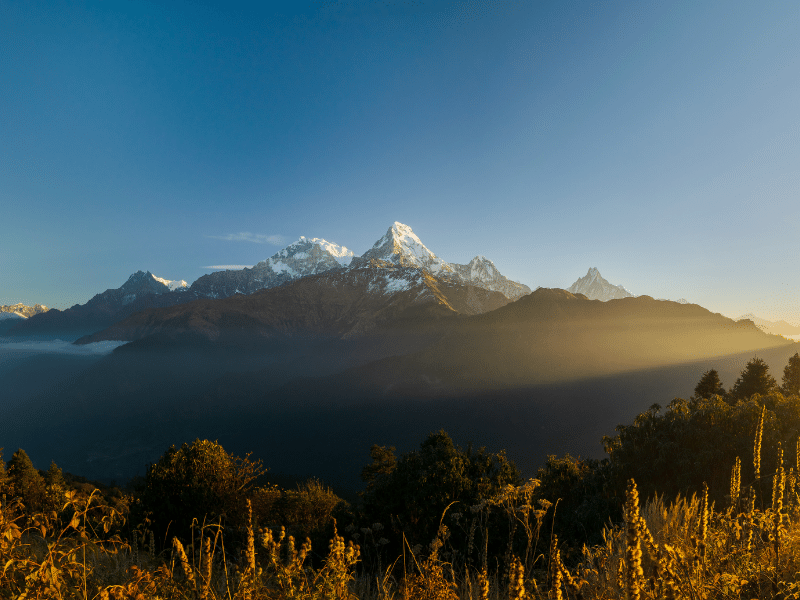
top-left (5, 421), bottom-right (800, 599)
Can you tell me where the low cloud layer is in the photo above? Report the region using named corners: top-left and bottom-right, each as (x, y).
top-left (0, 339), bottom-right (128, 355)
top-left (201, 265), bottom-right (252, 270)
top-left (208, 232), bottom-right (286, 245)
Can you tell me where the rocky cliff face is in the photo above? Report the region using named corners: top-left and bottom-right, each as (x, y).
top-left (567, 267), bottom-right (633, 301)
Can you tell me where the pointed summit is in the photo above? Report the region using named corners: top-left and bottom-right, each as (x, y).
top-left (119, 271), bottom-right (188, 298)
top-left (352, 222), bottom-right (452, 275)
top-left (567, 268), bottom-right (633, 301)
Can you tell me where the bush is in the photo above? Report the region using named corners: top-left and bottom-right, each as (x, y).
top-left (134, 439), bottom-right (264, 549)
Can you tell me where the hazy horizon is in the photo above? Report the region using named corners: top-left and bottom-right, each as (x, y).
top-left (3, 1), bottom-right (800, 322)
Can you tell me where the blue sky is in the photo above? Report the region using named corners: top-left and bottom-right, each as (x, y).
top-left (2, 0), bottom-right (799, 322)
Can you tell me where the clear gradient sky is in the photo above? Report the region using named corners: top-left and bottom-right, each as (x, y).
top-left (2, 1), bottom-right (799, 322)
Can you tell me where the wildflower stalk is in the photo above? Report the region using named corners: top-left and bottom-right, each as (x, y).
top-left (625, 479), bottom-right (643, 600)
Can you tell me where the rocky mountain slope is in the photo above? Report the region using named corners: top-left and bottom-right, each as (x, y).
top-left (8, 272), bottom-right (189, 339)
top-left (76, 262), bottom-right (511, 346)
top-left (567, 267), bottom-right (633, 301)
top-left (10, 223), bottom-right (527, 340)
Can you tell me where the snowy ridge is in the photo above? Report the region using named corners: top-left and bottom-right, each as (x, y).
top-left (0, 303), bottom-right (48, 318)
top-left (254, 236), bottom-right (354, 274)
top-left (152, 275), bottom-right (189, 291)
top-left (348, 223), bottom-right (530, 302)
top-left (191, 236), bottom-right (354, 299)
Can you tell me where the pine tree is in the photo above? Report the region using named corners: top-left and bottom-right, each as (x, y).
top-left (729, 357), bottom-right (777, 402)
top-left (693, 369), bottom-right (726, 400)
top-left (44, 461), bottom-right (67, 513)
top-left (781, 352), bottom-right (800, 396)
top-left (7, 448), bottom-right (46, 511)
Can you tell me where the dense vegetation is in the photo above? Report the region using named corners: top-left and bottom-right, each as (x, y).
top-left (2, 353), bottom-right (800, 598)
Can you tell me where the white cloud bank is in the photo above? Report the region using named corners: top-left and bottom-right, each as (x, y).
top-left (0, 339), bottom-right (128, 355)
top-left (208, 232), bottom-right (286, 245)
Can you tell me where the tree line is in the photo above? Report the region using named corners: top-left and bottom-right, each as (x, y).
top-left (2, 352), bottom-right (800, 566)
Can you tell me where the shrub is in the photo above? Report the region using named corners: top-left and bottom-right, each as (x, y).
top-left (360, 430), bottom-right (521, 555)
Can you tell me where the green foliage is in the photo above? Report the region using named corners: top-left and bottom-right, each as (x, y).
top-left (360, 444), bottom-right (397, 487)
top-left (694, 368), bottom-right (726, 400)
top-left (533, 454), bottom-right (620, 548)
top-left (44, 461), bottom-right (67, 512)
top-left (134, 439), bottom-right (264, 547)
top-left (782, 352), bottom-right (800, 396)
top-left (603, 393), bottom-right (800, 509)
top-left (360, 430), bottom-right (521, 550)
top-left (729, 357), bottom-right (778, 402)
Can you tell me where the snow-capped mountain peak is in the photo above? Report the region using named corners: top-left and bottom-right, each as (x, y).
top-left (464, 255), bottom-right (500, 282)
top-left (254, 236), bottom-right (354, 273)
top-left (121, 271), bottom-right (187, 293)
top-left (356, 222), bottom-right (452, 275)
top-left (567, 268), bottom-right (633, 301)
top-left (302, 237), bottom-right (355, 266)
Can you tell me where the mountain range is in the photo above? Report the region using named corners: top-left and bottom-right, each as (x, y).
top-left (3, 221), bottom-right (798, 489)
top-left (0, 303), bottom-right (49, 318)
top-left (9, 223), bottom-right (529, 340)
